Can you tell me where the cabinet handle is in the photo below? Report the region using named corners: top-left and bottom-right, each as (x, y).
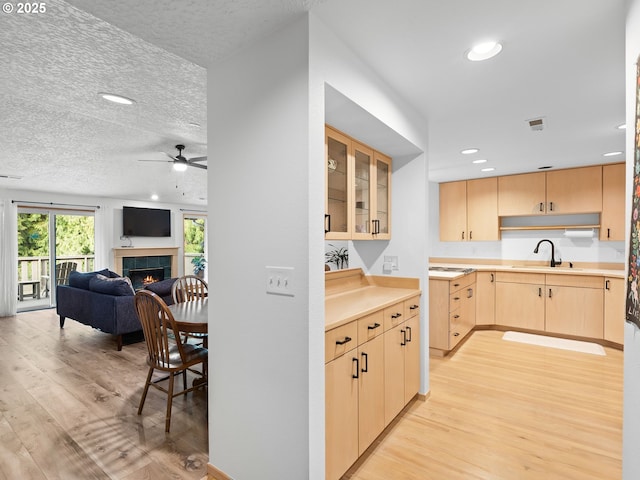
top-left (539, 202), bottom-right (544, 212)
top-left (372, 219), bottom-right (380, 235)
top-left (352, 357), bottom-right (359, 379)
top-left (605, 280), bottom-right (611, 290)
top-left (367, 322), bottom-right (381, 330)
top-left (406, 326), bottom-right (412, 342)
top-left (548, 288), bottom-right (552, 298)
top-left (361, 352), bottom-right (368, 373)
top-left (461, 231), bottom-right (465, 240)
top-left (409, 304), bottom-right (419, 310)
top-left (453, 314), bottom-right (460, 319)
top-left (391, 313), bottom-right (402, 319)
top-left (469, 231), bottom-right (473, 240)
top-left (538, 287), bottom-right (542, 297)
top-left (549, 201), bottom-right (554, 212)
top-left (607, 228), bottom-right (611, 239)
top-left (453, 332), bottom-right (460, 337)
top-left (324, 214), bottom-right (330, 234)
top-left (453, 297), bottom-right (460, 301)
top-left (467, 288), bottom-right (473, 298)
top-left (401, 329), bottom-right (407, 346)
top-left (453, 283), bottom-right (460, 287)
top-left (490, 273), bottom-right (494, 283)
top-left (336, 336), bottom-right (352, 346)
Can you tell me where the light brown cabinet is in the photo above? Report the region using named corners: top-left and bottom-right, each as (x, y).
top-left (495, 272), bottom-right (545, 330)
top-left (601, 163), bottom-right (625, 241)
top-left (545, 275), bottom-right (604, 338)
top-left (325, 125), bottom-right (392, 240)
top-left (475, 271), bottom-right (496, 325)
top-left (439, 178), bottom-right (498, 241)
top-left (429, 273), bottom-right (476, 353)
top-left (498, 166), bottom-right (603, 216)
top-left (604, 277), bottom-right (625, 344)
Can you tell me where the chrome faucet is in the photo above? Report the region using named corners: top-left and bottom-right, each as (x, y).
top-left (533, 239), bottom-right (561, 267)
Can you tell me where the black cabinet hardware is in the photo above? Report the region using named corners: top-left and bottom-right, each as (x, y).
top-left (336, 336), bottom-right (352, 346)
top-left (352, 357), bottom-right (359, 378)
top-left (367, 322), bottom-right (381, 330)
top-left (361, 352), bottom-right (368, 373)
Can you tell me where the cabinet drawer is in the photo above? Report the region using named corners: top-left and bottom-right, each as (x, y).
top-left (404, 295), bottom-right (421, 320)
top-left (450, 286), bottom-right (473, 312)
top-left (383, 302), bottom-right (405, 331)
top-left (495, 271), bottom-right (545, 284)
top-left (450, 272), bottom-right (476, 293)
top-left (357, 310), bottom-right (384, 345)
top-left (325, 322), bottom-right (358, 363)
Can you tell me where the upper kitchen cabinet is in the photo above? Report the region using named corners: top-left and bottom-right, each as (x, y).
top-left (325, 125), bottom-right (392, 240)
top-left (601, 163), bottom-right (625, 241)
top-left (439, 177), bottom-right (498, 241)
top-left (498, 166), bottom-right (602, 216)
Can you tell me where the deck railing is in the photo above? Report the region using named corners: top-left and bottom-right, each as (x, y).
top-left (17, 255), bottom-right (95, 282)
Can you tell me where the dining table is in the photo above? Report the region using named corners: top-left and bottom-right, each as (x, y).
top-left (168, 298), bottom-right (208, 335)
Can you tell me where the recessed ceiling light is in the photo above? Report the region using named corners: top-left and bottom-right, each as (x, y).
top-left (461, 148), bottom-right (479, 154)
top-left (98, 92), bottom-right (136, 105)
top-left (603, 151), bottom-right (623, 157)
top-left (188, 122), bottom-right (201, 128)
top-left (617, 123), bottom-right (626, 130)
top-left (466, 41), bottom-right (503, 61)
top-left (151, 194), bottom-right (159, 201)
top-left (472, 159), bottom-right (487, 164)
top-left (481, 167), bottom-right (496, 172)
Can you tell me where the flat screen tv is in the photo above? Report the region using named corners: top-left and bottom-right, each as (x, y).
top-left (122, 206), bottom-right (171, 237)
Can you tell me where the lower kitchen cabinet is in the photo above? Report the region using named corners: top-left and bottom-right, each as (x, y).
top-left (429, 273), bottom-right (476, 353)
top-left (495, 272), bottom-right (545, 330)
top-left (475, 271), bottom-right (496, 325)
top-left (545, 275), bottom-right (604, 338)
top-left (325, 292), bottom-right (421, 480)
top-left (604, 277), bottom-right (625, 344)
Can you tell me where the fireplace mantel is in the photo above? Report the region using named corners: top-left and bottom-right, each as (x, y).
top-left (113, 247), bottom-right (179, 277)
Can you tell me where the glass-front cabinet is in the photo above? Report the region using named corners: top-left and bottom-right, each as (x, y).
top-left (325, 125), bottom-right (392, 241)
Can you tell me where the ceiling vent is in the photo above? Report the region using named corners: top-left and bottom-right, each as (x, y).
top-left (527, 117), bottom-right (545, 131)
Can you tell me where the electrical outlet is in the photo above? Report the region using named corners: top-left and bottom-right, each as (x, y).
top-left (384, 256), bottom-right (399, 270)
top-left (266, 266), bottom-right (294, 296)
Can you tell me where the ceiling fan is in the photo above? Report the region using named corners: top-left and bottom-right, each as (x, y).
top-left (138, 144), bottom-right (207, 171)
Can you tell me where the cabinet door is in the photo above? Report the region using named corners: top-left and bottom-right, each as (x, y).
top-left (601, 163), bottom-right (625, 241)
top-left (352, 141), bottom-right (374, 240)
top-left (545, 285), bottom-right (604, 338)
top-left (604, 277), bottom-right (625, 344)
top-left (384, 323), bottom-right (406, 425)
top-left (404, 315), bottom-right (420, 403)
top-left (475, 272), bottom-right (496, 325)
top-left (358, 335), bottom-right (385, 455)
top-left (495, 281), bottom-right (545, 330)
top-left (429, 279), bottom-right (451, 350)
top-left (372, 151), bottom-right (391, 239)
top-left (467, 177), bottom-right (499, 241)
top-left (326, 353), bottom-right (359, 480)
top-left (498, 172), bottom-right (546, 216)
top-left (546, 166), bottom-right (602, 214)
top-left (326, 128), bottom-right (352, 239)
top-left (439, 180), bottom-right (467, 241)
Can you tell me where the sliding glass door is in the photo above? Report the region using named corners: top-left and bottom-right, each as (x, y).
top-left (183, 214), bottom-right (207, 281)
top-left (17, 207), bottom-right (95, 311)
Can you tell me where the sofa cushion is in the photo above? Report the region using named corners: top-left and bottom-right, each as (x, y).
top-left (144, 278), bottom-right (176, 297)
top-left (68, 268), bottom-right (110, 290)
top-left (89, 274), bottom-right (135, 296)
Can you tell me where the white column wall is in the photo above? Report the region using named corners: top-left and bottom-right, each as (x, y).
top-left (207, 19), bottom-right (314, 480)
top-left (624, 1), bottom-right (640, 478)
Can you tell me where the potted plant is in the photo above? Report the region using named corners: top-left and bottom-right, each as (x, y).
top-left (191, 255), bottom-right (207, 278)
top-left (325, 244), bottom-right (348, 270)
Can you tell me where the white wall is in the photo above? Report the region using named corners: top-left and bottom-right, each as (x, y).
top-left (429, 182), bottom-right (625, 264)
top-left (624, 1), bottom-right (640, 478)
top-left (206, 11), bottom-right (429, 479)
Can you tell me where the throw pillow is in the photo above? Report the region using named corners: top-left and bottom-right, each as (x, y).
top-left (144, 278), bottom-right (176, 297)
top-left (68, 268), bottom-right (110, 290)
top-left (89, 274), bottom-right (135, 296)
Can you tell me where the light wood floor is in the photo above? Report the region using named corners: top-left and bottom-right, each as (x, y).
top-left (0, 312), bottom-right (623, 479)
top-left (345, 329), bottom-right (623, 480)
top-left (0, 308), bottom-right (208, 480)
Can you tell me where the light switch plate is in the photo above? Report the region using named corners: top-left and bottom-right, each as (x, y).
top-left (266, 266), bottom-right (294, 296)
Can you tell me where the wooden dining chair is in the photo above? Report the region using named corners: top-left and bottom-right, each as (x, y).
top-left (171, 275), bottom-right (208, 347)
top-left (134, 290), bottom-right (208, 433)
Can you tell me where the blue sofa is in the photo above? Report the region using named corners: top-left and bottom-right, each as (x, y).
top-left (56, 270), bottom-right (176, 350)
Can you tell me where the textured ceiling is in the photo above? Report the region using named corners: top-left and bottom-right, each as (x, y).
top-left (0, 0), bottom-right (627, 204)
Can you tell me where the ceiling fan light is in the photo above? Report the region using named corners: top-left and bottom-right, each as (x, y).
top-left (173, 162), bottom-right (188, 172)
top-left (98, 92), bottom-right (136, 105)
top-left (466, 41), bottom-right (503, 61)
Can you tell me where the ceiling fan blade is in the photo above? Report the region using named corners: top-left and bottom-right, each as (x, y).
top-left (188, 156), bottom-right (207, 163)
top-left (187, 162), bottom-right (207, 170)
top-left (138, 159), bottom-right (173, 163)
